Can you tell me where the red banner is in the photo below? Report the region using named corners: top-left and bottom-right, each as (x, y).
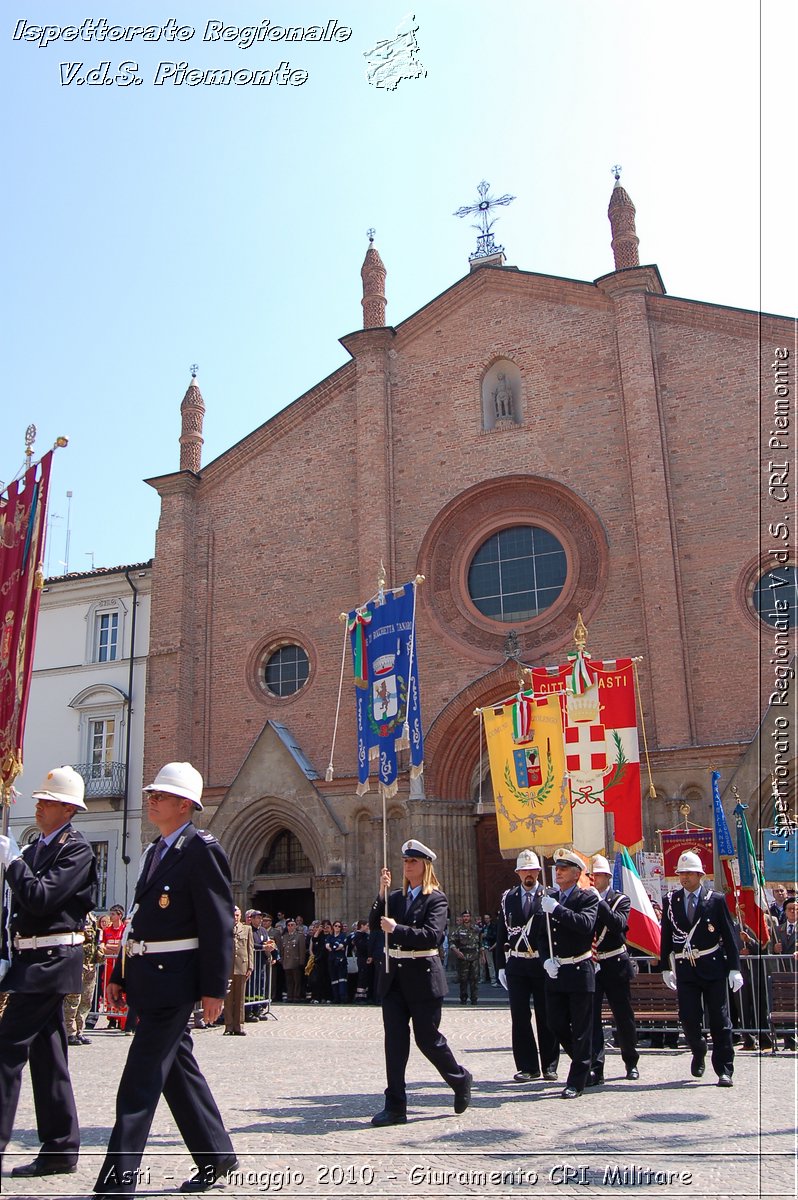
top-left (659, 828), bottom-right (714, 878)
top-left (0, 451), bottom-right (53, 800)
top-left (532, 657), bottom-right (642, 854)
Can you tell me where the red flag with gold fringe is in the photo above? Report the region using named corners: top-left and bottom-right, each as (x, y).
top-left (0, 451), bottom-right (53, 801)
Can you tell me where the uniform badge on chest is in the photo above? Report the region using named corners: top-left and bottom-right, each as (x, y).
top-left (159, 886), bottom-right (170, 909)
top-left (707, 923), bottom-right (714, 933)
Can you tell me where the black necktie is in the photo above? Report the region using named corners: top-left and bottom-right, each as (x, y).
top-left (522, 891), bottom-right (532, 918)
top-left (405, 890), bottom-right (415, 916)
top-left (145, 839), bottom-right (167, 883)
top-left (687, 893), bottom-right (697, 922)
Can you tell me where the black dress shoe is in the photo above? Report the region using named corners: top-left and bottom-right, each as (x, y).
top-left (453, 1070), bottom-right (472, 1114)
top-left (716, 1074), bottom-right (733, 1088)
top-left (690, 1054), bottom-right (706, 1078)
top-left (513, 1070), bottom-right (541, 1082)
top-left (543, 1069), bottom-right (558, 1081)
top-left (625, 1066), bottom-right (640, 1080)
top-left (180, 1156), bottom-right (240, 1192)
top-left (11, 1157), bottom-right (78, 1177)
top-left (68, 1034), bottom-right (82, 1046)
top-left (79, 1034), bottom-right (92, 1044)
top-left (232, 1030), bottom-right (247, 1036)
top-left (371, 1108), bottom-right (407, 1127)
top-left (560, 1086), bottom-right (583, 1099)
top-left (586, 1071), bottom-right (604, 1087)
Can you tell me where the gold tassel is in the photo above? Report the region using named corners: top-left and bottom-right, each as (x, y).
top-left (34, 561), bottom-right (45, 590)
top-left (325, 766), bottom-right (334, 782)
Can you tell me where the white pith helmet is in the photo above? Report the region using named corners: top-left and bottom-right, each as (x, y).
top-left (591, 855), bottom-right (611, 875)
top-left (676, 851), bottom-right (704, 873)
top-left (31, 765), bottom-right (87, 811)
top-left (143, 762), bottom-right (204, 810)
top-left (516, 849), bottom-right (541, 871)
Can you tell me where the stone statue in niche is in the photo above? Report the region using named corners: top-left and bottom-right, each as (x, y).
top-left (493, 372), bottom-right (514, 421)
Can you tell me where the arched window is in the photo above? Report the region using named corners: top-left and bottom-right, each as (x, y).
top-left (257, 830), bottom-right (313, 875)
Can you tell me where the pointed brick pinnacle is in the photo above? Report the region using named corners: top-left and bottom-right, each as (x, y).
top-left (361, 239), bottom-right (387, 329)
top-left (180, 375), bottom-right (205, 473)
top-left (608, 179), bottom-right (640, 270)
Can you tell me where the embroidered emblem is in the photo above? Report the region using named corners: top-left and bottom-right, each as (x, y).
top-left (159, 893), bottom-right (170, 909)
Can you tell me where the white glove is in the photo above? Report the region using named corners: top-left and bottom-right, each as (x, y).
top-left (540, 895), bottom-right (558, 914)
top-left (0, 959), bottom-right (10, 984)
top-left (728, 970), bottom-right (744, 993)
top-left (0, 832), bottom-right (21, 867)
top-left (544, 957), bottom-right (560, 979)
top-left (662, 969), bottom-right (677, 991)
top-left (498, 969), bottom-right (508, 991)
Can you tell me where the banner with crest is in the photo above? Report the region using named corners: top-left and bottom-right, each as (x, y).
top-left (0, 451), bottom-right (53, 803)
top-left (532, 652), bottom-right (643, 855)
top-left (348, 580), bottom-right (423, 799)
top-left (483, 691), bottom-right (571, 857)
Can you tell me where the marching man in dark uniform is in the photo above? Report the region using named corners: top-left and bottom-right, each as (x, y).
top-left (496, 849), bottom-right (559, 1082)
top-left (534, 846), bottom-right (599, 1099)
top-left (588, 854), bottom-right (639, 1085)
top-left (0, 765), bottom-right (97, 1179)
top-left (659, 850), bottom-right (743, 1087)
top-left (368, 839), bottom-right (472, 1126)
top-left (94, 762), bottom-right (238, 1197)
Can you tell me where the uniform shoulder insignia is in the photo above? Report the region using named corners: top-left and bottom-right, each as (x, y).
top-left (197, 830), bottom-right (217, 843)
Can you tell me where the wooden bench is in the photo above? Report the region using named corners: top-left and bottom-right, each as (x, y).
top-left (601, 973), bottom-right (680, 1032)
top-left (768, 971), bottom-right (797, 1050)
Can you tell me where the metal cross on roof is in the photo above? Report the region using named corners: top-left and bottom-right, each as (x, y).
top-left (367, 227), bottom-right (376, 244)
top-left (190, 363), bottom-right (199, 379)
top-left (454, 180), bottom-right (515, 260)
top-left (611, 164), bottom-right (622, 183)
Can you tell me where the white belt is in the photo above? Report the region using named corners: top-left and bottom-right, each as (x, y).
top-left (125, 938), bottom-right (199, 957)
top-left (675, 943), bottom-right (719, 962)
top-left (508, 949), bottom-right (539, 959)
top-left (556, 950), bottom-right (593, 966)
top-left (388, 948), bottom-right (439, 959)
top-left (596, 946), bottom-right (628, 961)
top-left (14, 932), bottom-right (84, 950)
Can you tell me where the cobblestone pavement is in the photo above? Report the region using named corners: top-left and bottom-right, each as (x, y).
top-left (2, 991), bottom-right (795, 1200)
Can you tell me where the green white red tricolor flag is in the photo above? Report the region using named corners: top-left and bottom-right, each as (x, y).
top-left (612, 846), bottom-right (661, 958)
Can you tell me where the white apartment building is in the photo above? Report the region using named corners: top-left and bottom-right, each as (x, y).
top-left (10, 562), bottom-right (152, 910)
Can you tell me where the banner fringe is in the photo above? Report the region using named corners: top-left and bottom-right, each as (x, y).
top-left (381, 780), bottom-right (399, 801)
top-left (409, 762), bottom-right (424, 780)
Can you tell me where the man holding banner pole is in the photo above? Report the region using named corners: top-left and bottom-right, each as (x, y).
top-left (535, 848), bottom-right (599, 1099)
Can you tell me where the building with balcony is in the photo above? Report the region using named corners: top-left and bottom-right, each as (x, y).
top-left (10, 562), bottom-right (152, 910)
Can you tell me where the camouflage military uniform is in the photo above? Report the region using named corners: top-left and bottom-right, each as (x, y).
top-left (63, 912), bottom-right (103, 1042)
top-left (450, 920), bottom-right (482, 1004)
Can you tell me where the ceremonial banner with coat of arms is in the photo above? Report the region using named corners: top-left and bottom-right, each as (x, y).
top-left (532, 655), bottom-right (643, 856)
top-left (348, 580), bottom-right (423, 799)
top-left (0, 451), bottom-right (53, 802)
top-left (483, 691), bottom-right (571, 858)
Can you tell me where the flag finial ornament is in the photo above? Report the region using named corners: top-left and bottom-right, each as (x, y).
top-left (573, 612), bottom-right (588, 651)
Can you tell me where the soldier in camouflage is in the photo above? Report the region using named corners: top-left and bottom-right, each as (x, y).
top-left (450, 911), bottom-right (482, 1005)
top-left (63, 910), bottom-right (104, 1045)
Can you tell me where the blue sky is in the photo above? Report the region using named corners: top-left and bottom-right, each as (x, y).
top-left (3, 1), bottom-right (795, 571)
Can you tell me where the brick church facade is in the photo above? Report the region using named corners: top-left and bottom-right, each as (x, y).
top-left (143, 180), bottom-right (795, 920)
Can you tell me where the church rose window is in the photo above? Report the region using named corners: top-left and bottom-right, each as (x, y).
top-left (753, 565), bottom-right (797, 630)
top-left (467, 526), bottom-right (567, 622)
top-left (262, 645), bottom-right (310, 697)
